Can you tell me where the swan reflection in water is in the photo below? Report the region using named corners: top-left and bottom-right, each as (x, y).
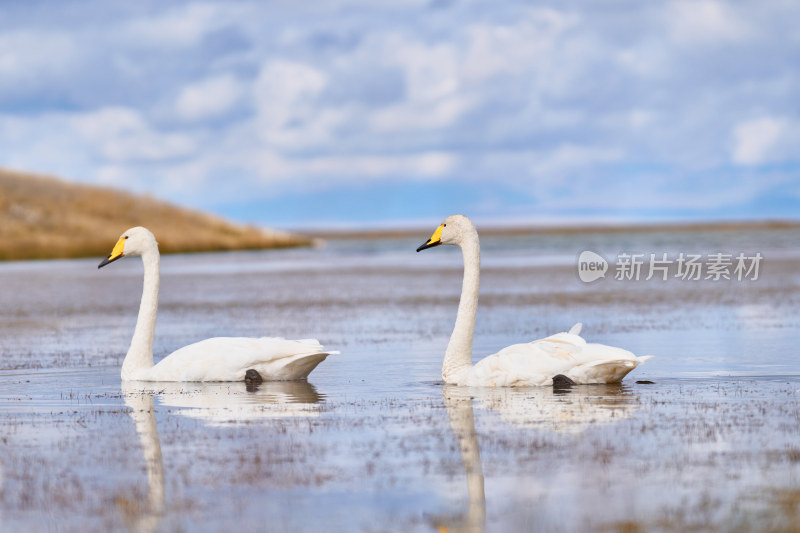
top-left (126, 380), bottom-right (324, 426)
top-left (118, 380), bottom-right (325, 531)
top-left (120, 391), bottom-right (165, 533)
top-left (474, 383), bottom-right (639, 434)
top-left (430, 386), bottom-right (486, 533)
top-left (431, 383), bottom-right (640, 533)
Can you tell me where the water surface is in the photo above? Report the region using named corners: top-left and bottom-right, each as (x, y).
top-left (1, 228), bottom-right (800, 531)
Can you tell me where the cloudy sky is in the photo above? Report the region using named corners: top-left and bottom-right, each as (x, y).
top-left (1, 0), bottom-right (798, 229)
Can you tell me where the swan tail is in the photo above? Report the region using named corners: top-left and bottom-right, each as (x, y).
top-left (568, 322), bottom-right (583, 336)
top-left (249, 351), bottom-right (330, 381)
top-left (281, 352), bottom-right (333, 380)
top-left (567, 358), bottom-right (639, 384)
top-left (245, 338), bottom-right (335, 380)
top-left (637, 355), bottom-right (655, 363)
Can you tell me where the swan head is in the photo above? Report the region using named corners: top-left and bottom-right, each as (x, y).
top-left (98, 227), bottom-right (158, 268)
top-left (416, 214), bottom-right (476, 252)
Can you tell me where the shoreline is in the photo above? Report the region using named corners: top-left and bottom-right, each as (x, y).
top-left (301, 218), bottom-right (800, 240)
top-left (0, 167), bottom-right (317, 262)
top-left (0, 237), bottom-right (316, 263)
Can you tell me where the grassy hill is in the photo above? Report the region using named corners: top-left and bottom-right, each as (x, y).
top-left (0, 167), bottom-right (313, 261)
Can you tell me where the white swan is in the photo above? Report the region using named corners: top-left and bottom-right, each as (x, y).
top-left (98, 226), bottom-right (333, 382)
top-left (416, 214), bottom-right (653, 387)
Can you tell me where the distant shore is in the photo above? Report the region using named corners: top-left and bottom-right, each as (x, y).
top-left (0, 167), bottom-right (314, 261)
top-left (305, 219), bottom-right (800, 240)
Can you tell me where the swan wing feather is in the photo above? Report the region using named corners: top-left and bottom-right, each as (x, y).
top-left (145, 337), bottom-right (330, 381)
top-left (466, 328), bottom-right (651, 387)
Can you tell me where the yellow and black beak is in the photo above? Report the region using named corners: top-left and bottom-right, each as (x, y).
top-left (416, 224), bottom-right (444, 252)
top-left (98, 236), bottom-right (126, 269)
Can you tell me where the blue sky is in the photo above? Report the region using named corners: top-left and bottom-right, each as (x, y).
top-left (1, 0), bottom-right (798, 229)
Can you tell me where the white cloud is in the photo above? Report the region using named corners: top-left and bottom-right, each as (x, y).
top-left (73, 107), bottom-right (197, 162)
top-left (123, 4), bottom-right (230, 48)
top-left (306, 151), bottom-right (454, 179)
top-left (412, 151), bottom-right (455, 176)
top-left (176, 74), bottom-right (243, 122)
top-left (616, 45), bottom-right (672, 79)
top-left (462, 9), bottom-right (576, 82)
top-left (531, 144), bottom-right (626, 178)
top-left (249, 149), bottom-right (455, 183)
top-left (94, 165), bottom-right (131, 188)
top-left (369, 95), bottom-right (472, 133)
top-left (732, 117), bottom-right (785, 165)
top-left (393, 39), bottom-right (459, 102)
top-left (364, 35), bottom-right (474, 132)
top-left (0, 113), bottom-right (95, 183)
top-left (628, 109), bottom-right (658, 129)
top-left (254, 60), bottom-right (328, 118)
top-left (1, 1), bottom-right (798, 223)
top-left (73, 107), bottom-right (144, 139)
top-left (252, 60), bottom-right (345, 149)
top-left (667, 0), bottom-right (751, 44)
top-left (0, 31), bottom-right (77, 88)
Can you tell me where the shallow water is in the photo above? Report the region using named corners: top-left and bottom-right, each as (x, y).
top-left (1, 228), bottom-right (800, 532)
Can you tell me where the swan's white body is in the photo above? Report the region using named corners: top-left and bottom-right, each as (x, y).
top-left (126, 336), bottom-right (330, 382)
top-left (99, 227), bottom-right (332, 382)
top-left (463, 323), bottom-right (650, 386)
top-left (417, 215), bottom-right (652, 387)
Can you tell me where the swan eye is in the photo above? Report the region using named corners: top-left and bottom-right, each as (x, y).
top-left (124, 236), bottom-right (129, 239)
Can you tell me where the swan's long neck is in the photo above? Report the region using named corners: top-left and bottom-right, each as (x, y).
top-left (443, 230), bottom-right (480, 384)
top-left (122, 248), bottom-right (160, 380)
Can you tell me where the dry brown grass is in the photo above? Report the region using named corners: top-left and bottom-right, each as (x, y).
top-left (0, 167), bottom-right (313, 260)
